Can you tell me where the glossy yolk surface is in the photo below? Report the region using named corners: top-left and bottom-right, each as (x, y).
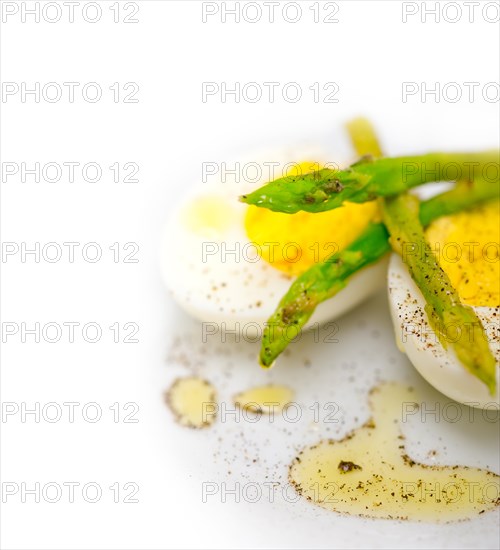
top-left (244, 162), bottom-right (379, 276)
top-left (425, 200), bottom-right (500, 307)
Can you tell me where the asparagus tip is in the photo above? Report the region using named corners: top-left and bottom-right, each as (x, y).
top-left (259, 354), bottom-right (275, 369)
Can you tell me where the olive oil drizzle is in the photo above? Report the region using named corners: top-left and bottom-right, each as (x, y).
top-left (289, 383), bottom-right (499, 521)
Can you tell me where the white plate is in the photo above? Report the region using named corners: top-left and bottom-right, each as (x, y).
top-left (160, 289), bottom-right (500, 549)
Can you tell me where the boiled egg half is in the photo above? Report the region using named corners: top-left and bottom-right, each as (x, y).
top-left (161, 157), bottom-right (387, 334)
top-left (388, 200), bottom-right (500, 408)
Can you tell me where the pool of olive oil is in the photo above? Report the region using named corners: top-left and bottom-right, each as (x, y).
top-left (165, 377), bottom-right (217, 429)
top-left (289, 383), bottom-right (499, 521)
top-left (234, 384), bottom-right (294, 414)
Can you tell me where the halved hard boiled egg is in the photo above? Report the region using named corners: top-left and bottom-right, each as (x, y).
top-left (388, 200), bottom-right (500, 408)
top-left (161, 155), bottom-right (388, 334)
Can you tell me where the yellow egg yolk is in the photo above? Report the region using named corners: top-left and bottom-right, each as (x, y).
top-left (181, 196), bottom-right (237, 237)
top-left (244, 161), bottom-right (379, 276)
top-left (425, 200), bottom-right (500, 307)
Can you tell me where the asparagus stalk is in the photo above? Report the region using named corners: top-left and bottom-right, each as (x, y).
top-left (260, 222), bottom-right (388, 367)
top-left (345, 118), bottom-right (383, 158)
top-left (240, 151), bottom-right (498, 214)
top-left (381, 193), bottom-right (496, 394)
top-left (259, 179), bottom-right (499, 368)
top-left (259, 117), bottom-right (387, 367)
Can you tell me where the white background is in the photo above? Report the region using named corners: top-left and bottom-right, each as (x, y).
top-left (1, 1), bottom-right (499, 549)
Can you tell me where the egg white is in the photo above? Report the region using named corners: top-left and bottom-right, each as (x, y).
top-left (388, 253), bottom-right (500, 408)
top-left (161, 151), bottom-right (387, 335)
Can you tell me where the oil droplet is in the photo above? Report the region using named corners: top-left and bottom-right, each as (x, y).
top-left (289, 383), bottom-right (499, 521)
top-left (234, 384), bottom-right (294, 414)
top-left (165, 377), bottom-right (217, 429)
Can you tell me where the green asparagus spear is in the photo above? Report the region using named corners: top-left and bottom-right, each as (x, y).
top-left (240, 151), bottom-right (498, 214)
top-left (260, 116), bottom-right (387, 367)
top-left (381, 193), bottom-right (497, 394)
top-left (259, 178), bottom-right (499, 368)
top-left (260, 222), bottom-right (389, 367)
top-left (345, 118), bottom-right (383, 158)
top-left (419, 178), bottom-right (496, 226)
